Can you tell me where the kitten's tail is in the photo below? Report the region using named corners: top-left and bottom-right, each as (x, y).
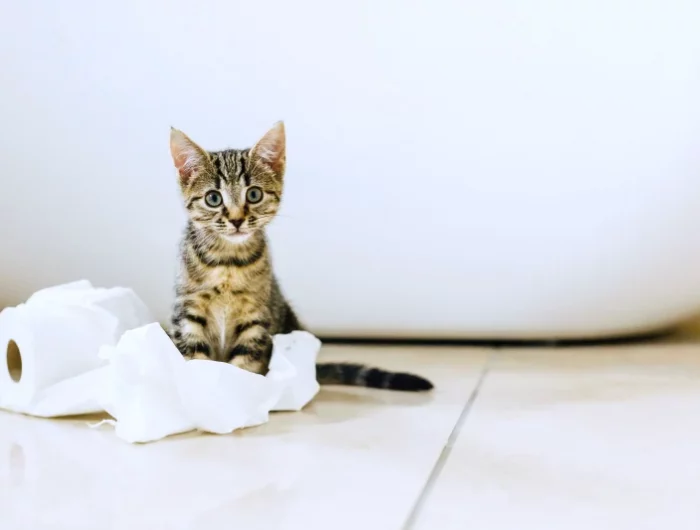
top-left (316, 363), bottom-right (433, 392)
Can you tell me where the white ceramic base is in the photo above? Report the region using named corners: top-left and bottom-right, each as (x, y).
top-left (0, 1), bottom-right (698, 339)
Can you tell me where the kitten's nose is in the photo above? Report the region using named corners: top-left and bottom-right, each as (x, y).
top-left (229, 218), bottom-right (244, 229)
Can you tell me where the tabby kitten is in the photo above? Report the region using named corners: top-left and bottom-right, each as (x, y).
top-left (168, 122), bottom-right (433, 391)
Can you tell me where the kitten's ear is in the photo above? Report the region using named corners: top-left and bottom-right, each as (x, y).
top-left (250, 121), bottom-right (286, 177)
top-left (169, 128), bottom-right (208, 186)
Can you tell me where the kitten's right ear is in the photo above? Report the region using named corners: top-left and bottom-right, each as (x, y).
top-left (250, 121), bottom-right (286, 177)
top-left (170, 128), bottom-right (208, 186)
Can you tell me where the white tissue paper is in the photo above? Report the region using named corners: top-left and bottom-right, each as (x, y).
top-left (0, 281), bottom-right (153, 417)
top-left (0, 281), bottom-right (322, 443)
top-left (97, 323), bottom-right (321, 443)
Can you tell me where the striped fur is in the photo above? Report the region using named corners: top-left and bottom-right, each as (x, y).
top-left (168, 122), bottom-right (433, 391)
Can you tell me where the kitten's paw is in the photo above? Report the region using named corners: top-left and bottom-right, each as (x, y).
top-left (178, 341), bottom-right (212, 361)
top-left (228, 355), bottom-right (269, 375)
top-left (227, 341), bottom-right (272, 375)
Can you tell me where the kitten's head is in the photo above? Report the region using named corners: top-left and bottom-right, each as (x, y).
top-left (169, 122), bottom-right (286, 244)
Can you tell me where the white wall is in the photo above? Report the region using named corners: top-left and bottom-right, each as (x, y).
top-left (1, 0), bottom-right (700, 338)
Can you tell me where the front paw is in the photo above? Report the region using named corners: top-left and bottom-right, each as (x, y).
top-left (181, 351), bottom-right (210, 360)
top-left (178, 341), bottom-right (212, 361)
top-left (227, 339), bottom-right (272, 375)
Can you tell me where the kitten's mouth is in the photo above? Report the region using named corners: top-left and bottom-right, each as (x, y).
top-left (221, 231), bottom-right (252, 244)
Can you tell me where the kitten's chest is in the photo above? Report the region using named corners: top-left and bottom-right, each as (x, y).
top-left (196, 266), bottom-right (264, 358)
top-left (200, 266), bottom-right (249, 292)
top-left (207, 293), bottom-right (237, 359)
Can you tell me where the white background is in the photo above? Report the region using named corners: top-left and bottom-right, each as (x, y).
top-left (1, 0), bottom-right (699, 338)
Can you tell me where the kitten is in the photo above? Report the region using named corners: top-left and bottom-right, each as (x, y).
top-left (168, 122), bottom-right (433, 391)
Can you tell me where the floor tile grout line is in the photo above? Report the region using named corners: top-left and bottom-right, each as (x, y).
top-left (401, 351), bottom-right (496, 530)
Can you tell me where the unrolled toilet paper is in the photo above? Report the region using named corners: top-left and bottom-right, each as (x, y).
top-left (0, 281), bottom-right (153, 417)
top-left (0, 281), bottom-right (321, 443)
top-left (97, 323), bottom-right (321, 443)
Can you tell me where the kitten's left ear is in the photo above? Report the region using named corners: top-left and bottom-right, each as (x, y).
top-left (170, 127), bottom-right (209, 187)
top-left (250, 121), bottom-right (286, 177)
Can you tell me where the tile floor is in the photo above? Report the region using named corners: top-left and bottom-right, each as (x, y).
top-left (1, 340), bottom-right (699, 529)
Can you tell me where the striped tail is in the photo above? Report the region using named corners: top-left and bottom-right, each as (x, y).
top-left (316, 363), bottom-right (433, 392)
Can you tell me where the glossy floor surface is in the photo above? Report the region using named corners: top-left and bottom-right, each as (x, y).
top-left (1, 340), bottom-right (699, 529)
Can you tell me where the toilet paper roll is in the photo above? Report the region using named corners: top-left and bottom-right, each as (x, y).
top-left (0, 281), bottom-right (154, 417)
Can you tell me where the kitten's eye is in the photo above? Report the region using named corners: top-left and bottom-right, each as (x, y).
top-left (204, 191), bottom-right (223, 207)
top-left (246, 186), bottom-right (263, 204)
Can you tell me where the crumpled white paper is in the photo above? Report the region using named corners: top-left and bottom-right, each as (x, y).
top-left (0, 281), bottom-right (321, 443)
top-left (0, 281), bottom-right (153, 417)
top-left (97, 323), bottom-right (321, 443)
